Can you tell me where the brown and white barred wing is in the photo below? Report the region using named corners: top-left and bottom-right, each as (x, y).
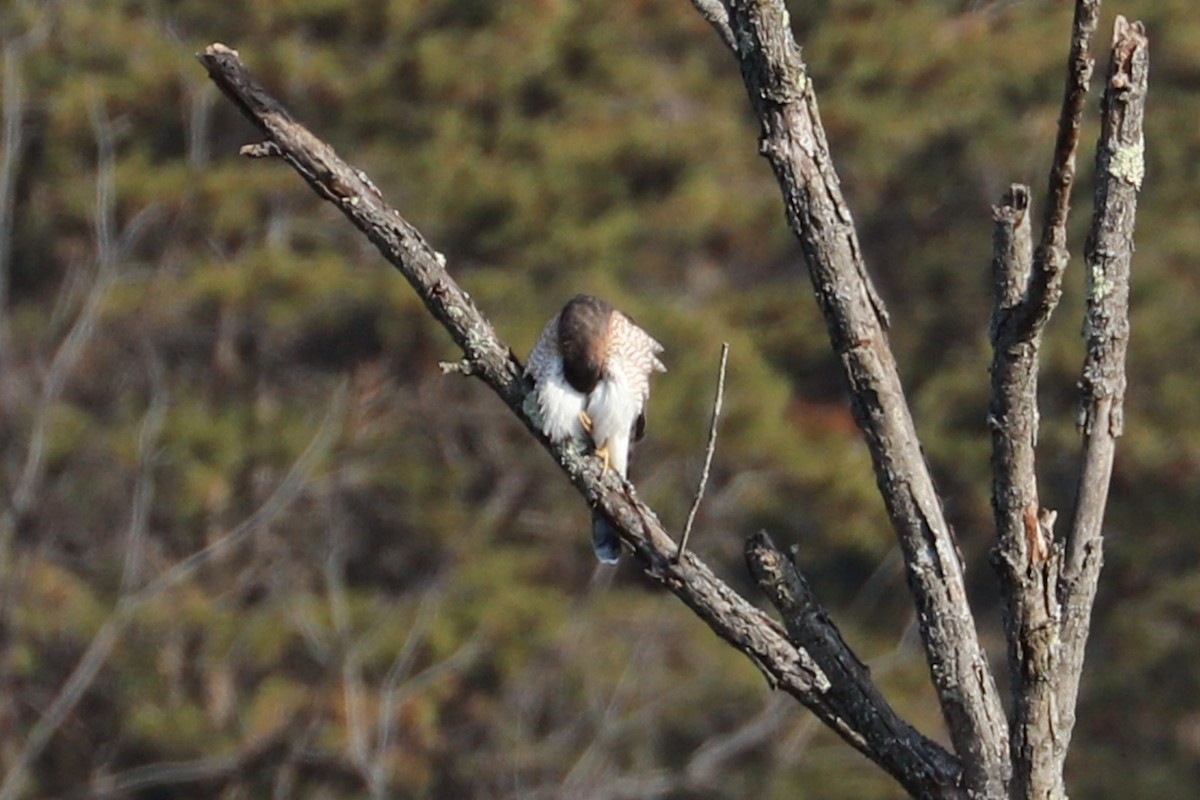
top-left (608, 311), bottom-right (667, 408)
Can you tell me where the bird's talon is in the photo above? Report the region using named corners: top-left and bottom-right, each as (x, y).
top-left (594, 445), bottom-right (611, 474)
top-left (579, 410), bottom-right (594, 435)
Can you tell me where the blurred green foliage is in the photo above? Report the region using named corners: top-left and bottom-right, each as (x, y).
top-left (0, 0), bottom-right (1195, 797)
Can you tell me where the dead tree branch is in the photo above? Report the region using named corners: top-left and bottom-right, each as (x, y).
top-left (1058, 7), bottom-right (1147, 759)
top-left (987, 8), bottom-right (1101, 793)
top-left (989, 184), bottom-right (1064, 799)
top-left (700, 3), bottom-right (1008, 793)
top-left (1030, 0), bottom-right (1101, 306)
top-left (989, 11), bottom-right (1147, 799)
top-left (746, 532), bottom-right (963, 796)
top-left (197, 43), bottom-right (963, 797)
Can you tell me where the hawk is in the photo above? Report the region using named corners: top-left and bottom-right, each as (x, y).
top-left (526, 294), bottom-right (666, 563)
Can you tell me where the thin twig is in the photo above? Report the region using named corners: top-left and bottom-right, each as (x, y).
top-left (683, 695), bottom-right (792, 787)
top-left (1035, 0), bottom-right (1101, 277)
top-left (120, 347), bottom-right (169, 594)
top-left (0, 6), bottom-right (51, 358)
top-left (3, 94), bottom-right (120, 565)
top-left (376, 586), bottom-right (444, 762)
top-left (323, 500), bottom-right (372, 784)
top-left (0, 44), bottom-right (24, 350)
top-left (94, 718), bottom-right (295, 798)
top-left (676, 342), bottom-right (729, 561)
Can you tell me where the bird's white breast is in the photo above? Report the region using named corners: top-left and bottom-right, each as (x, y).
top-left (586, 373), bottom-right (641, 477)
top-left (535, 364), bottom-right (588, 444)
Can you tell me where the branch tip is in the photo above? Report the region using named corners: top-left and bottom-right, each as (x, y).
top-left (438, 359), bottom-right (476, 377)
top-left (203, 42), bottom-right (239, 59)
top-left (240, 141), bottom-right (282, 159)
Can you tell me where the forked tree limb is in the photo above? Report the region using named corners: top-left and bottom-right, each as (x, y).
top-left (989, 6), bottom-right (1103, 798)
top-left (694, 3), bottom-right (1008, 793)
top-left (988, 9), bottom-right (1102, 794)
top-left (992, 0), bottom-right (1099, 347)
top-left (197, 43), bottom-right (963, 798)
top-left (989, 13), bottom-right (1146, 800)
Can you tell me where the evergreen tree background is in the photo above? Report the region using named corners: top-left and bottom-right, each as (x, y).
top-left (1, 1), bottom-right (1195, 797)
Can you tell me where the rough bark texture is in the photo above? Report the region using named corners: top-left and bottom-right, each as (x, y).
top-left (1031, 0), bottom-right (1101, 297)
top-left (708, 3), bottom-right (1009, 794)
top-left (989, 13), bottom-right (1146, 800)
top-left (989, 185), bottom-right (1066, 800)
top-left (197, 42), bottom-right (962, 797)
top-left (1057, 11), bottom-right (1146, 768)
top-left (746, 533), bottom-right (964, 798)
top-left (988, 9), bottom-right (1102, 793)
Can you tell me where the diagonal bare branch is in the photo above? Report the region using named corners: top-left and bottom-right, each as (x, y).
top-left (746, 532), bottom-right (963, 797)
top-left (196, 42), bottom-right (963, 797)
top-left (701, 2), bottom-right (1007, 792)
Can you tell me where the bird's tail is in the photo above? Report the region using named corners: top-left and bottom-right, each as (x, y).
top-left (591, 510), bottom-right (621, 564)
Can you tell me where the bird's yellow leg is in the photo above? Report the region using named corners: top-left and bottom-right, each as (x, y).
top-left (594, 443), bottom-right (611, 474)
top-left (578, 411), bottom-right (609, 473)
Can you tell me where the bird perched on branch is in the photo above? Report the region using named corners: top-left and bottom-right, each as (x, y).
top-left (526, 294), bottom-right (666, 563)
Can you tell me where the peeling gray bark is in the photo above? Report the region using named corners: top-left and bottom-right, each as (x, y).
top-left (989, 185), bottom-right (1068, 800)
